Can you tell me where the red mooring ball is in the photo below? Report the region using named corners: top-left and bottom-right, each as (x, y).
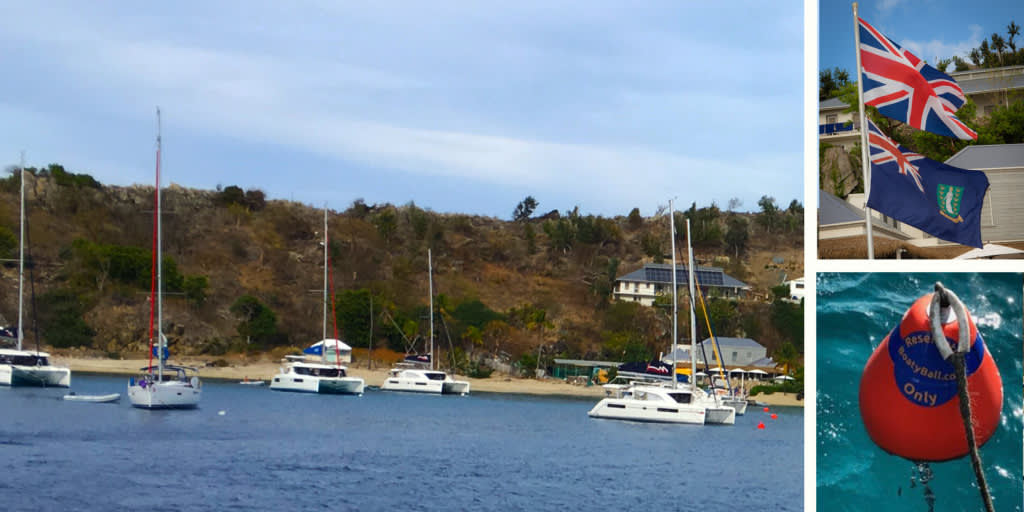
top-left (859, 293), bottom-right (1002, 462)
top-left (757, 422), bottom-right (765, 430)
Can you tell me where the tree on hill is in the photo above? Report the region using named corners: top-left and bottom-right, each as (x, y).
top-left (512, 196), bottom-right (538, 221)
top-left (230, 295), bottom-right (281, 346)
top-left (724, 216), bottom-right (749, 259)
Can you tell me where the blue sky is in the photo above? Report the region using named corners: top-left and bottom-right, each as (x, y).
top-left (820, 0), bottom-right (1023, 73)
top-left (0, 1), bottom-right (802, 218)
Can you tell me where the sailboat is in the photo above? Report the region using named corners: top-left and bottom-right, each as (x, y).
top-left (127, 109), bottom-right (201, 409)
top-left (588, 202), bottom-right (734, 425)
top-left (270, 208), bottom-right (365, 395)
top-left (380, 249), bottom-right (470, 395)
top-left (0, 154), bottom-right (71, 387)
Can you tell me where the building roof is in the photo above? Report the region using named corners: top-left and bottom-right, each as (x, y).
top-left (820, 97), bottom-right (849, 110)
top-left (698, 337), bottom-right (765, 350)
top-left (950, 65), bottom-right (1024, 95)
top-left (616, 263), bottom-right (749, 289)
top-left (748, 356), bottom-right (777, 368)
top-left (818, 189), bottom-right (864, 225)
top-left (553, 358), bottom-right (622, 368)
top-left (945, 144), bottom-right (1024, 170)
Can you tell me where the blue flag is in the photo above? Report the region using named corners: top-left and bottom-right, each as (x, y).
top-left (865, 121), bottom-right (988, 248)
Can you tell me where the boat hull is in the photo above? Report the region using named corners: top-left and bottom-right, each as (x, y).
top-left (128, 381), bottom-right (200, 409)
top-left (0, 364), bottom-right (71, 387)
top-left (270, 374), bottom-right (365, 395)
top-left (704, 406), bottom-right (737, 425)
top-left (587, 398), bottom-right (707, 425)
top-left (380, 378), bottom-right (444, 394)
top-left (724, 398), bottom-right (747, 415)
top-left (64, 393), bottom-right (120, 403)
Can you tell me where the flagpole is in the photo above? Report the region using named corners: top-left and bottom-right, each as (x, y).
top-left (853, 2), bottom-right (874, 259)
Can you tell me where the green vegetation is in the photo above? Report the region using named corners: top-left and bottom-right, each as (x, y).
top-left (230, 295), bottom-right (285, 348)
top-left (37, 289), bottom-right (96, 348)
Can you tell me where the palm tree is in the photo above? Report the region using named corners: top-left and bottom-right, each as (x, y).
top-left (991, 33), bottom-right (1007, 66)
top-left (773, 341), bottom-right (799, 376)
top-left (969, 48), bottom-right (982, 67)
top-left (1008, 21), bottom-right (1020, 52)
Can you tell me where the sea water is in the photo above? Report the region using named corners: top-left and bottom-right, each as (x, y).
top-left (817, 272), bottom-right (1023, 512)
top-left (1, 374), bottom-right (802, 511)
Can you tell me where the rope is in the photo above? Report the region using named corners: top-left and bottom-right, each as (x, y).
top-left (929, 282), bottom-right (995, 512)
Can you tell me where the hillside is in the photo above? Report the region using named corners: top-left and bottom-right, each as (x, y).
top-left (0, 165), bottom-right (804, 374)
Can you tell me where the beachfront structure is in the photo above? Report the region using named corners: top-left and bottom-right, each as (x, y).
top-left (613, 263), bottom-right (749, 306)
top-left (551, 358), bottom-right (622, 383)
top-left (664, 337), bottom-right (768, 368)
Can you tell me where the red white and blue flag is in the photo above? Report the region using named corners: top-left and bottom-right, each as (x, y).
top-left (866, 121), bottom-right (989, 248)
top-left (867, 120), bottom-right (925, 193)
top-left (858, 17), bottom-right (977, 140)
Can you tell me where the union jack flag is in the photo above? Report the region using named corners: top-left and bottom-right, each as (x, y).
top-left (858, 17), bottom-right (977, 140)
top-left (867, 120), bottom-right (924, 193)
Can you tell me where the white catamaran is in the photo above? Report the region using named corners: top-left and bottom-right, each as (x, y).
top-left (380, 249), bottom-right (470, 395)
top-left (589, 203), bottom-right (734, 425)
top-left (0, 153), bottom-right (71, 388)
top-left (270, 208), bottom-right (365, 395)
top-left (127, 109), bottom-right (201, 409)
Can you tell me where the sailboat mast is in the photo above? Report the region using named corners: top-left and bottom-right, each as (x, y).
top-left (428, 248), bottom-right (434, 371)
top-left (668, 199), bottom-right (677, 390)
top-left (17, 152), bottom-right (25, 352)
top-left (685, 219), bottom-right (697, 387)
top-left (156, 108), bottom-right (164, 382)
top-left (322, 207), bottom-right (328, 364)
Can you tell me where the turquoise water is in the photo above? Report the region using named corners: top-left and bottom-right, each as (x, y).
top-left (1, 374), bottom-right (802, 511)
top-left (817, 273), bottom-right (1023, 512)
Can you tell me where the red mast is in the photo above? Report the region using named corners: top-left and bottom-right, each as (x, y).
top-left (147, 111), bottom-right (160, 373)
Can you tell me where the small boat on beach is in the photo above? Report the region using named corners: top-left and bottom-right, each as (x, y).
top-left (63, 392), bottom-right (121, 403)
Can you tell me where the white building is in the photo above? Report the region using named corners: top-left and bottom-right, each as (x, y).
top-left (614, 263), bottom-right (749, 306)
top-left (785, 277), bottom-right (805, 303)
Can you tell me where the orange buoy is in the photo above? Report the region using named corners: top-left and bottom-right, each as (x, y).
top-left (757, 422), bottom-right (765, 430)
top-left (859, 290), bottom-right (1002, 462)
top-left (771, 413), bottom-right (778, 419)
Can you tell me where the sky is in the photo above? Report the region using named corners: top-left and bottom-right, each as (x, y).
top-left (0, 1), bottom-right (802, 219)
top-left (820, 0), bottom-right (1023, 74)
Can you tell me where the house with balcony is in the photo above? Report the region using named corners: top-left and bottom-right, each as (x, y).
top-left (613, 263), bottom-right (749, 306)
top-left (819, 97), bottom-right (860, 152)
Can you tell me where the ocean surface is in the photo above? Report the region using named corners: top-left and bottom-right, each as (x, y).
top-left (817, 273), bottom-right (1023, 512)
top-left (2, 375), bottom-right (802, 511)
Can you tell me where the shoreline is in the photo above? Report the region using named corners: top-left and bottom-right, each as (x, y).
top-left (54, 356), bottom-right (804, 407)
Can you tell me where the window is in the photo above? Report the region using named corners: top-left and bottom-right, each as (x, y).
top-left (732, 351), bottom-right (738, 362)
top-left (984, 104), bottom-right (995, 115)
top-left (826, 114), bottom-right (838, 124)
top-left (633, 283), bottom-right (638, 292)
top-left (795, 283), bottom-right (804, 289)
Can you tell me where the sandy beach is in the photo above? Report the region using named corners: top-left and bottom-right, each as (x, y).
top-left (52, 355), bottom-right (804, 407)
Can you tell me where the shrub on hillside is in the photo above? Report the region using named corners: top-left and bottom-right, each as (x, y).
top-left (37, 288), bottom-right (96, 348)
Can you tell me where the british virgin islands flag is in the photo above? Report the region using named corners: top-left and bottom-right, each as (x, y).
top-left (865, 120), bottom-right (989, 248)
